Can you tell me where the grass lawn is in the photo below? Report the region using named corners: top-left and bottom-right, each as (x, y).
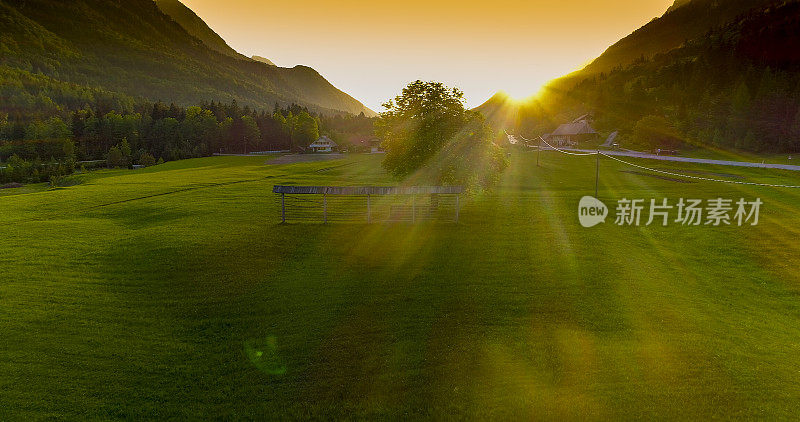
top-left (2, 152), bottom-right (800, 419)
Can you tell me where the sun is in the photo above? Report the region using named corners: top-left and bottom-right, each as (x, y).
top-left (503, 77), bottom-right (551, 102)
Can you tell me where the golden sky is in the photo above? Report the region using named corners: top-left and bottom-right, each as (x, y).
top-left (181, 0), bottom-right (675, 110)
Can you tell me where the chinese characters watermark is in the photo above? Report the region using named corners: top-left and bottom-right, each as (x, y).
top-left (580, 196), bottom-right (762, 227)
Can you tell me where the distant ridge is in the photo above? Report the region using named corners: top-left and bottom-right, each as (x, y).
top-left (474, 92), bottom-right (521, 131)
top-left (155, 0), bottom-right (242, 59)
top-left (252, 55), bottom-right (276, 66)
top-left (667, 0), bottom-right (693, 13)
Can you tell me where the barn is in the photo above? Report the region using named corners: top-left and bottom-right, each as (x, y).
top-left (547, 116), bottom-right (598, 147)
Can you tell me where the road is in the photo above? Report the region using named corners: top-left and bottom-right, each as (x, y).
top-left (548, 148), bottom-right (800, 172)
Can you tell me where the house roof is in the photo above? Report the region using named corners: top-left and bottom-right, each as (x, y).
top-left (572, 114), bottom-right (589, 123)
top-left (551, 120), bottom-right (597, 136)
top-left (308, 136), bottom-right (337, 147)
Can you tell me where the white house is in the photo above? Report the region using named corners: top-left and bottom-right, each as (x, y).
top-left (367, 138), bottom-right (383, 153)
top-left (308, 136), bottom-right (337, 153)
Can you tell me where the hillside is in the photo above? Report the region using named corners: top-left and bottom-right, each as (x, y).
top-left (582, 0), bottom-right (777, 75)
top-left (474, 92), bottom-right (523, 135)
top-left (554, 0), bottom-right (800, 152)
top-left (478, 0), bottom-right (800, 153)
top-left (474, 92), bottom-right (567, 139)
top-left (0, 0), bottom-right (374, 117)
top-left (667, 0), bottom-right (692, 12)
top-left (154, 0), bottom-right (242, 59)
top-left (277, 65), bottom-right (374, 117)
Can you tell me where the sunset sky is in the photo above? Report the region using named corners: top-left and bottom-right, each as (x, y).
top-left (180, 0), bottom-right (675, 111)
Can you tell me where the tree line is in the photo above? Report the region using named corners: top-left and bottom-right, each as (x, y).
top-left (0, 99), bottom-right (380, 183)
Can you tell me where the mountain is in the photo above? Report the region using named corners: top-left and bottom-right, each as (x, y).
top-left (581, 0), bottom-right (777, 75)
top-left (667, 0), bottom-right (693, 13)
top-left (474, 92), bottom-right (526, 135)
top-left (553, 0), bottom-right (800, 152)
top-left (154, 0), bottom-right (242, 59)
top-left (153, 0), bottom-right (376, 116)
top-left (474, 91), bottom-right (566, 140)
top-left (0, 0), bottom-right (375, 117)
top-left (252, 55), bottom-right (276, 66)
top-left (276, 65), bottom-right (374, 117)
top-left (480, 0), bottom-right (800, 153)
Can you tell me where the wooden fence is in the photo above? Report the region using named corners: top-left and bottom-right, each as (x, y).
top-left (273, 185), bottom-right (463, 223)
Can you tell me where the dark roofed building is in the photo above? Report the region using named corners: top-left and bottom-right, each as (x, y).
top-left (548, 117), bottom-right (598, 147)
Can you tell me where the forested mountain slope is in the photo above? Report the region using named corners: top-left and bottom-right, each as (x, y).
top-left (477, 0), bottom-right (800, 153)
top-left (583, 0), bottom-right (777, 75)
top-left (0, 0), bottom-right (374, 117)
top-left (154, 0), bottom-right (243, 59)
top-left (553, 0), bottom-right (800, 152)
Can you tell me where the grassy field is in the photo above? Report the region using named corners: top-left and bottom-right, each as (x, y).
top-left (2, 152), bottom-right (800, 419)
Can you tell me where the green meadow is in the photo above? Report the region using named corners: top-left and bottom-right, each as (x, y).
top-left (2, 152), bottom-right (800, 419)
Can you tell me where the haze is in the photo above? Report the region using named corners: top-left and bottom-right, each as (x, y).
top-left (180, 0), bottom-right (675, 111)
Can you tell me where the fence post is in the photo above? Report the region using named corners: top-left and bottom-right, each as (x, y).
top-left (455, 194), bottom-right (460, 223)
top-left (537, 137), bottom-right (541, 167)
top-left (281, 193), bottom-right (285, 223)
top-left (323, 193), bottom-right (327, 224)
top-left (412, 194), bottom-right (416, 223)
top-left (595, 150), bottom-right (600, 198)
top-left (367, 194), bottom-right (371, 223)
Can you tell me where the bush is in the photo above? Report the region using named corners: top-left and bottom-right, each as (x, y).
top-left (0, 154), bottom-right (75, 183)
top-left (139, 152), bottom-right (156, 167)
top-left (49, 175), bottom-right (65, 188)
top-left (107, 146), bottom-right (125, 168)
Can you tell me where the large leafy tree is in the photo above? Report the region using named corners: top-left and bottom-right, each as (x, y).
top-left (291, 111), bottom-right (320, 149)
top-left (376, 80), bottom-right (507, 190)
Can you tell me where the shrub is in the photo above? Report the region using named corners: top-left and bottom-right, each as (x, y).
top-left (107, 146), bottom-right (125, 168)
top-left (49, 175), bottom-right (65, 188)
top-left (139, 152), bottom-right (156, 167)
